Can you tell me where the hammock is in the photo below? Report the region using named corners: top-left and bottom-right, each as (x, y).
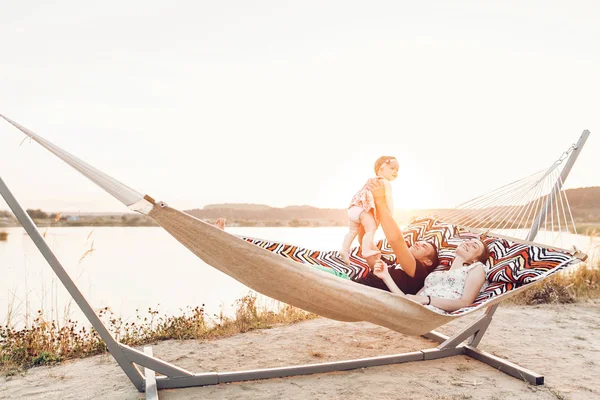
top-left (239, 216), bottom-right (585, 318)
top-left (0, 114), bottom-right (589, 336)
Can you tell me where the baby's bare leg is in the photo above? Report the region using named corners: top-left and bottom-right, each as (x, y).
top-left (360, 211), bottom-right (380, 258)
top-left (340, 221), bottom-right (360, 265)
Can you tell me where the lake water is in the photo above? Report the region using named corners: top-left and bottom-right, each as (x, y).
top-left (1, 226), bottom-right (598, 328)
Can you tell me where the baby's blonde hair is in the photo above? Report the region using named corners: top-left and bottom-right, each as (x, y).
top-left (374, 156), bottom-right (397, 175)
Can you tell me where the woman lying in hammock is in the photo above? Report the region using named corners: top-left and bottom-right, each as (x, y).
top-left (372, 238), bottom-right (489, 312)
top-left (366, 178), bottom-right (490, 312)
top-left (215, 216), bottom-right (487, 312)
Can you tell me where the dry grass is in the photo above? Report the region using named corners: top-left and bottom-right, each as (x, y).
top-left (309, 350), bottom-right (325, 358)
top-left (0, 222), bottom-right (321, 375)
top-left (506, 260), bottom-right (600, 305)
top-left (0, 293), bottom-right (316, 375)
top-left (4, 259), bottom-right (598, 376)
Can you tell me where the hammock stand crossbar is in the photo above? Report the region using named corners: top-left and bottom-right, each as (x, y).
top-left (0, 117), bottom-right (590, 395)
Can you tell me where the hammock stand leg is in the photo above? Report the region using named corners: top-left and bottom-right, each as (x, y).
top-left (0, 176), bottom-right (145, 393)
top-left (419, 130), bottom-right (591, 387)
top-left (526, 129), bottom-right (590, 241)
top-left (143, 347), bottom-right (159, 400)
top-left (423, 304), bottom-right (544, 385)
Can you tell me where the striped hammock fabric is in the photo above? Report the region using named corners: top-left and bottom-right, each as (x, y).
top-left (241, 217), bottom-right (582, 316)
top-left (147, 205), bottom-right (583, 335)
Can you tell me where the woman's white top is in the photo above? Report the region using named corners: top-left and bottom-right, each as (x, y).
top-left (420, 261), bottom-right (486, 300)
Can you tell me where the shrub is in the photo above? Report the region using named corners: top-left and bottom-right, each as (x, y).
top-left (0, 294), bottom-right (316, 374)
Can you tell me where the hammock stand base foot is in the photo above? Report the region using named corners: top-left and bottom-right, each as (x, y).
top-left (143, 347), bottom-right (159, 400)
top-left (423, 330), bottom-right (544, 386)
top-left (465, 346), bottom-right (544, 385)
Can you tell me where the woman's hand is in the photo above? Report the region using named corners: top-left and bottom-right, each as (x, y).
top-left (374, 259), bottom-right (407, 295)
top-left (372, 259), bottom-right (390, 280)
top-left (366, 177), bottom-right (386, 202)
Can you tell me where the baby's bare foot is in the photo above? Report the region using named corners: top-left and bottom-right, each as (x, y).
top-left (340, 250), bottom-right (350, 266)
top-left (362, 249), bottom-right (381, 258)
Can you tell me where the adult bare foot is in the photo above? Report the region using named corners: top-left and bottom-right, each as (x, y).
top-left (215, 218), bottom-right (226, 230)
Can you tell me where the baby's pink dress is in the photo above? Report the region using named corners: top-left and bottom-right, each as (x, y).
top-left (348, 178), bottom-right (379, 223)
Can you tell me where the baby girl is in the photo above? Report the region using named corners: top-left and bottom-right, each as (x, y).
top-left (340, 156), bottom-right (399, 265)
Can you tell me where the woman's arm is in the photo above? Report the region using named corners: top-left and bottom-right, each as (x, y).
top-left (408, 265), bottom-right (486, 312)
top-left (373, 260), bottom-right (406, 295)
top-left (384, 180), bottom-right (393, 213)
top-left (366, 179), bottom-right (417, 276)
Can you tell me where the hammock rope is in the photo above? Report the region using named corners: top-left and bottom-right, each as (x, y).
top-left (439, 145), bottom-right (579, 246)
top-left (0, 114), bottom-right (147, 210)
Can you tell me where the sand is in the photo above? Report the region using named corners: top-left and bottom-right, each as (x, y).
top-left (1, 301), bottom-right (599, 400)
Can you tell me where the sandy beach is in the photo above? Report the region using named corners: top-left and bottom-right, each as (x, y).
top-left (1, 301), bottom-right (599, 400)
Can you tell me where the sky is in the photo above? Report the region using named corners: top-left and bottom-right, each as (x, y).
top-left (0, 1), bottom-right (599, 213)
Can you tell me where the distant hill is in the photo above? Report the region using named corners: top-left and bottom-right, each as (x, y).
top-left (185, 186), bottom-right (600, 227)
top-left (203, 203), bottom-right (274, 211)
top-left (185, 204), bottom-right (348, 226)
top-left (565, 186), bottom-right (600, 222)
top-left (566, 187), bottom-right (600, 206)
